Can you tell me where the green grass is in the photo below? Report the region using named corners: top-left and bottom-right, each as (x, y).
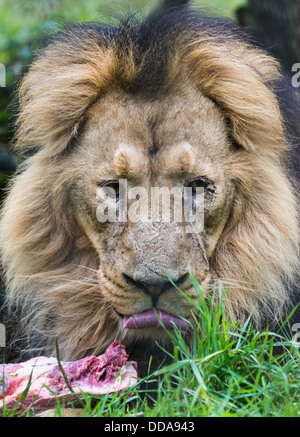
top-left (2, 276), bottom-right (300, 417)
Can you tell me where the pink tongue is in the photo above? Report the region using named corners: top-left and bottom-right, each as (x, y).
top-left (123, 309), bottom-right (188, 331)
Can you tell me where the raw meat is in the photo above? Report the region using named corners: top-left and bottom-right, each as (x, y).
top-left (0, 341), bottom-right (138, 415)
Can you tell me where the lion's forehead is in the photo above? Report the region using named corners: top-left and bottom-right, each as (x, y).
top-left (79, 87), bottom-right (231, 178)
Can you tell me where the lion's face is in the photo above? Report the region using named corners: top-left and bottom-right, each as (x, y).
top-left (69, 85), bottom-right (236, 339)
top-left (1, 5), bottom-right (299, 363)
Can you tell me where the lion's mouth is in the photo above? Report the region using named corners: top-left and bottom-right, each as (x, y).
top-left (122, 308), bottom-right (188, 331)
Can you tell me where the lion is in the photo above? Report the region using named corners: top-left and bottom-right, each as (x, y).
top-left (0, 2), bottom-right (299, 372)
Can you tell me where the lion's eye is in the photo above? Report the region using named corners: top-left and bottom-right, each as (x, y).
top-left (187, 178), bottom-right (209, 194)
top-left (100, 182), bottom-right (120, 200)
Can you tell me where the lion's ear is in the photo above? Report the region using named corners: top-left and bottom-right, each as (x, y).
top-left (14, 32), bottom-right (114, 156)
top-left (186, 40), bottom-right (286, 158)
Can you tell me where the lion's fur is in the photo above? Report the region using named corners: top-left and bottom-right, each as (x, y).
top-left (0, 5), bottom-right (299, 362)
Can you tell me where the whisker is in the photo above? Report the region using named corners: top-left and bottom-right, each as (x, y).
top-left (209, 277), bottom-right (258, 295)
top-left (70, 264), bottom-right (98, 274)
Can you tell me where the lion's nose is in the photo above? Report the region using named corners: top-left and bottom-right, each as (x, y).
top-left (123, 272), bottom-right (189, 302)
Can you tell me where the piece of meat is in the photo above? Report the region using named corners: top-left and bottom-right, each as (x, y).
top-left (0, 341), bottom-right (138, 415)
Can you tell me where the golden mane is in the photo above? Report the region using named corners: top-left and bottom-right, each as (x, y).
top-left (0, 6), bottom-right (299, 361)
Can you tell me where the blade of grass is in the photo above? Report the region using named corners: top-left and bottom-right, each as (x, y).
top-left (55, 337), bottom-right (85, 408)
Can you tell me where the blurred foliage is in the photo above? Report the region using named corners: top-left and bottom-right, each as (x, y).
top-left (0, 0), bottom-right (246, 194)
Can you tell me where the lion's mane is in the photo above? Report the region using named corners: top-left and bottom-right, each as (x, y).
top-left (0, 4), bottom-right (299, 362)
